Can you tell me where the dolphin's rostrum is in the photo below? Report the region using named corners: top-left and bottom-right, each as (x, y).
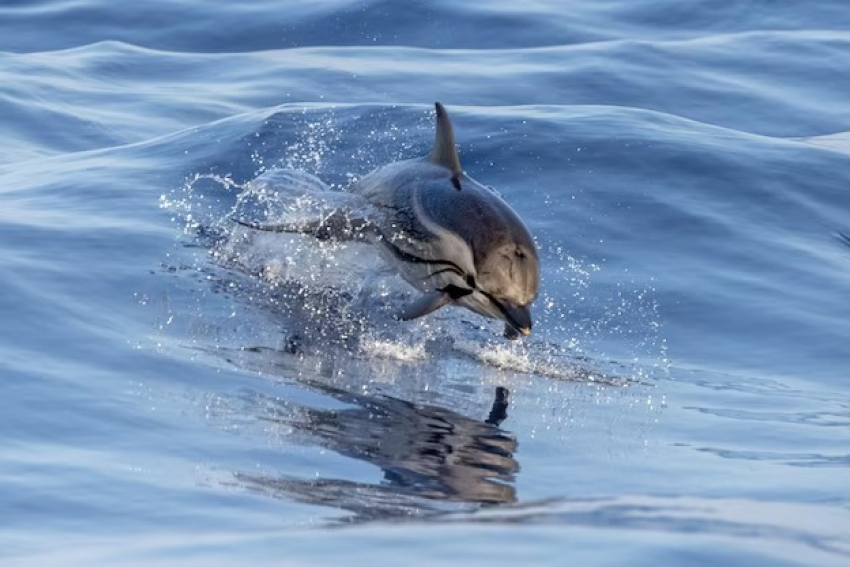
top-left (238, 103), bottom-right (540, 338)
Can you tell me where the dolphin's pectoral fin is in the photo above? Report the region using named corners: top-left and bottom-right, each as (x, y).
top-left (395, 291), bottom-right (452, 321)
top-left (431, 102), bottom-right (462, 189)
top-left (233, 211), bottom-right (374, 242)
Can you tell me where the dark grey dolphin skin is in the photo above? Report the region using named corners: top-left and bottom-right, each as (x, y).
top-left (237, 103), bottom-right (540, 339)
top-left (355, 103), bottom-right (539, 338)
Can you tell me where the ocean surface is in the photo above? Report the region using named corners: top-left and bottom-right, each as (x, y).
top-left (3, 1), bottom-right (850, 565)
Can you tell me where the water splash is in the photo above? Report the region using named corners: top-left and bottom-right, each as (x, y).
top-left (159, 109), bottom-right (667, 386)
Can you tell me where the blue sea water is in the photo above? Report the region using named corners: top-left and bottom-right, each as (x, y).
top-left (2, 1), bottom-right (850, 565)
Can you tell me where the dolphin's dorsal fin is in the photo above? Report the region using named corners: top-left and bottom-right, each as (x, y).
top-left (431, 102), bottom-right (462, 190)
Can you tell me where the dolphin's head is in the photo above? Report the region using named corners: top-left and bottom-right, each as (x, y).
top-left (455, 236), bottom-right (540, 338)
top-left (409, 102), bottom-right (541, 338)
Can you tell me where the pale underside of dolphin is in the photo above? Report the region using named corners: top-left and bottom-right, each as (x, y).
top-left (236, 103), bottom-right (540, 339)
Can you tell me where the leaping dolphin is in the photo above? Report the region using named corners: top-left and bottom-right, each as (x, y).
top-left (237, 103), bottom-right (540, 339)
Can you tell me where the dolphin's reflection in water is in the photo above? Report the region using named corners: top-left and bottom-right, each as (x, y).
top-left (235, 382), bottom-right (518, 521)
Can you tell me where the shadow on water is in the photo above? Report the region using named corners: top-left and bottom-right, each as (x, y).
top-left (233, 380), bottom-right (518, 523)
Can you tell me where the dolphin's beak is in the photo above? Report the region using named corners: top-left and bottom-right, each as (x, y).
top-left (503, 304), bottom-right (532, 337)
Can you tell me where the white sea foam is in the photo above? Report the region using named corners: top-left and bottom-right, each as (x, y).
top-left (359, 337), bottom-right (428, 362)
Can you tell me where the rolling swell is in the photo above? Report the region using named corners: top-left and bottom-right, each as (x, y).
top-left (3, 2), bottom-right (850, 566)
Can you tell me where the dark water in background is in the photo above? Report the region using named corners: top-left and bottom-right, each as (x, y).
top-left (2, 1), bottom-right (850, 565)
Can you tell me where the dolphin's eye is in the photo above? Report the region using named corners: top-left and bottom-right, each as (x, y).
top-left (466, 275), bottom-right (476, 288)
top-left (515, 249), bottom-right (526, 259)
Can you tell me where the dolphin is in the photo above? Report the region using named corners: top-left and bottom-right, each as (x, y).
top-left (237, 103), bottom-right (540, 339)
